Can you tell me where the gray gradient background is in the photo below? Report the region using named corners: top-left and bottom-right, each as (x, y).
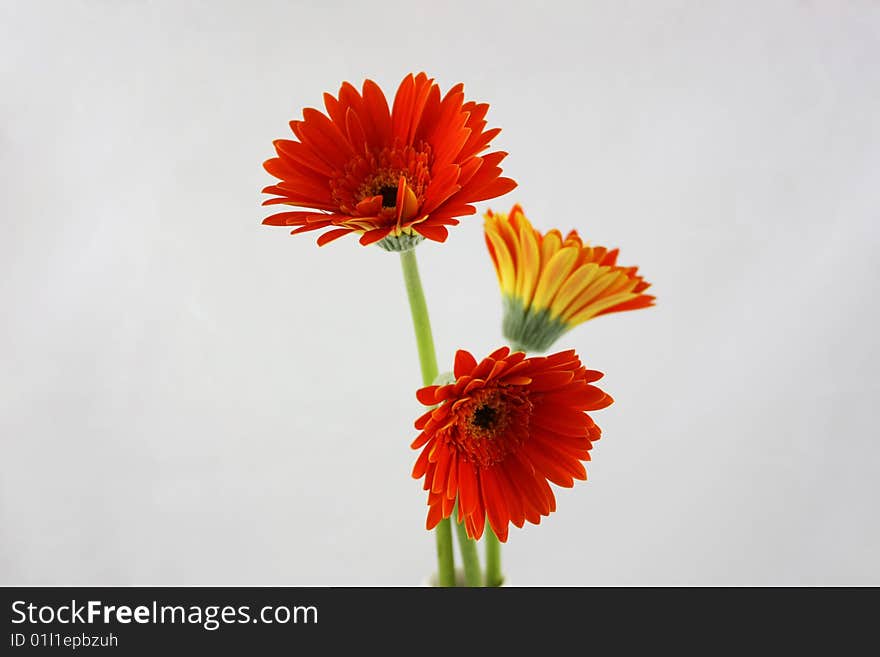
top-left (2, 1), bottom-right (878, 585)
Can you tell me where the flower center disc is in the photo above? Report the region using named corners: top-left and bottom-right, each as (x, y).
top-left (330, 142), bottom-right (433, 219)
top-left (449, 388), bottom-right (533, 466)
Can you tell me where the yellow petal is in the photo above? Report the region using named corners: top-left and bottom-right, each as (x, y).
top-left (568, 291), bottom-right (639, 325)
top-left (550, 263), bottom-right (603, 320)
top-left (563, 270), bottom-right (627, 321)
top-left (532, 246), bottom-right (579, 312)
top-left (540, 229), bottom-right (562, 269)
top-left (496, 215), bottom-right (520, 273)
top-left (514, 219), bottom-right (541, 305)
top-left (485, 229), bottom-right (516, 296)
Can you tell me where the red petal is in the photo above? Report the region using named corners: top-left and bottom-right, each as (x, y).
top-left (290, 222), bottom-right (332, 235)
top-left (453, 350), bottom-right (477, 378)
top-left (362, 79), bottom-right (392, 145)
top-left (296, 109), bottom-right (354, 168)
top-left (487, 346), bottom-right (511, 360)
top-left (426, 503), bottom-right (444, 530)
top-left (521, 442), bottom-right (575, 488)
top-left (457, 459), bottom-right (479, 515)
top-left (391, 73), bottom-right (416, 143)
top-left (446, 452), bottom-right (458, 500)
top-left (421, 164), bottom-right (461, 214)
top-left (412, 446), bottom-right (431, 478)
top-left (480, 468), bottom-right (510, 542)
top-left (506, 454), bottom-right (552, 516)
top-left (316, 228), bottom-right (353, 246)
top-left (416, 385), bottom-right (439, 405)
top-left (359, 227), bottom-right (392, 246)
top-left (527, 370), bottom-right (575, 392)
top-left (414, 224), bottom-right (448, 242)
top-left (494, 463), bottom-right (526, 528)
top-left (431, 451), bottom-right (453, 495)
top-left (441, 491), bottom-right (455, 517)
top-left (411, 428), bottom-right (433, 449)
top-left (530, 436), bottom-right (588, 480)
top-left (273, 139), bottom-right (334, 178)
top-left (262, 211), bottom-right (327, 226)
top-left (344, 107), bottom-right (368, 151)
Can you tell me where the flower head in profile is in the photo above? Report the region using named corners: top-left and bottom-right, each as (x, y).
top-left (262, 73), bottom-right (516, 251)
top-left (411, 346), bottom-right (612, 542)
top-left (485, 205), bottom-right (655, 352)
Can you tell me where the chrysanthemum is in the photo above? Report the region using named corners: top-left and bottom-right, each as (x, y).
top-left (411, 346), bottom-right (612, 542)
top-left (485, 205), bottom-right (655, 352)
top-left (262, 73), bottom-right (516, 250)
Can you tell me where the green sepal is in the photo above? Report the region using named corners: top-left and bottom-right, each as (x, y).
top-left (376, 232), bottom-right (426, 252)
top-left (501, 296), bottom-right (570, 353)
top-left (432, 371), bottom-right (455, 386)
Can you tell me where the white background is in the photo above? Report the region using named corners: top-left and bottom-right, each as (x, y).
top-left (2, 0), bottom-right (878, 585)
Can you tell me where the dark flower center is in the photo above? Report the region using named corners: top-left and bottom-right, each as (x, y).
top-left (450, 387), bottom-right (533, 466)
top-left (379, 185), bottom-right (398, 208)
top-left (472, 404), bottom-right (499, 431)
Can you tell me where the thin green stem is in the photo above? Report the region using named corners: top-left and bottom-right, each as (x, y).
top-left (399, 248), bottom-right (455, 587)
top-left (399, 249), bottom-right (438, 386)
top-left (453, 506), bottom-right (483, 586)
top-left (433, 519), bottom-right (455, 587)
top-left (484, 526), bottom-right (503, 586)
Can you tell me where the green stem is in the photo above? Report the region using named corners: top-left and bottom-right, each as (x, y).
top-left (484, 526), bottom-right (503, 586)
top-left (399, 249), bottom-right (438, 386)
top-left (399, 248), bottom-right (455, 587)
top-left (433, 520), bottom-right (455, 587)
top-left (453, 505), bottom-right (483, 586)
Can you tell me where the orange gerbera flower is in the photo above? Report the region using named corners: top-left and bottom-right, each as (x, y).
top-left (411, 346), bottom-right (612, 542)
top-left (485, 205), bottom-right (655, 352)
top-left (262, 73), bottom-right (516, 250)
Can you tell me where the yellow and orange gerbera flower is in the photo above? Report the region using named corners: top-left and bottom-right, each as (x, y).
top-left (262, 73), bottom-right (516, 250)
top-left (484, 205), bottom-right (655, 352)
top-left (412, 346), bottom-right (612, 542)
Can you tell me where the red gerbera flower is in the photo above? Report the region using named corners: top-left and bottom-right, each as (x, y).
top-left (411, 347), bottom-right (612, 542)
top-left (262, 73), bottom-right (517, 249)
